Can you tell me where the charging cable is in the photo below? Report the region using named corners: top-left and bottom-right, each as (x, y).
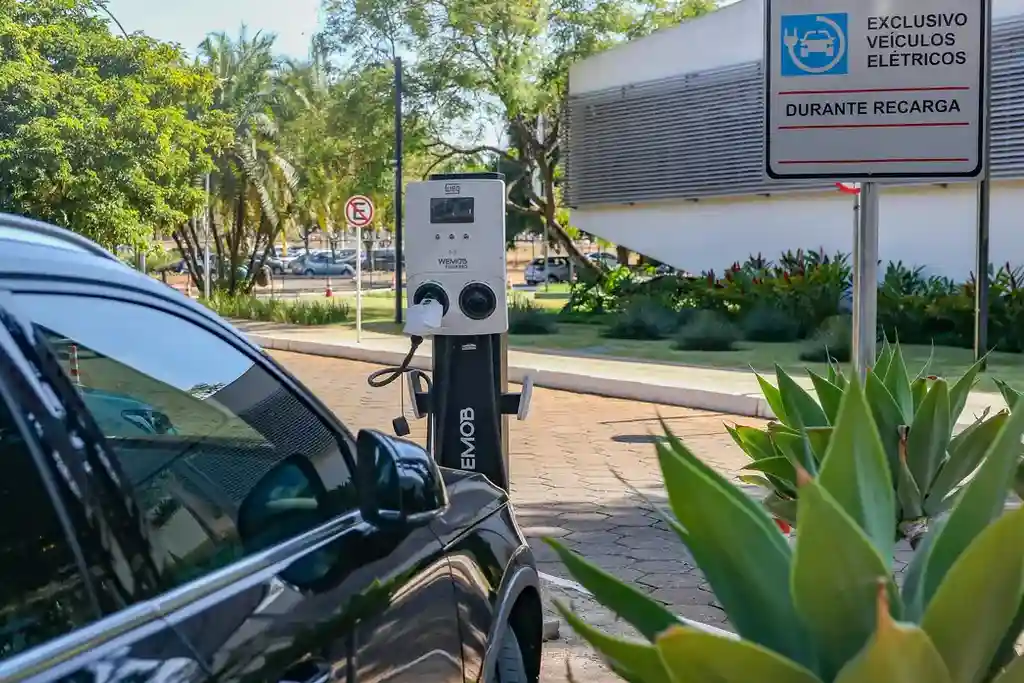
top-left (366, 335), bottom-right (424, 389)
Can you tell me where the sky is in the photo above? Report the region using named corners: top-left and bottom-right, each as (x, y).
top-left (103, 0), bottom-right (322, 58)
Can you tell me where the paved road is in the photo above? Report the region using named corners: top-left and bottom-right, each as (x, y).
top-left (271, 350), bottom-right (764, 681)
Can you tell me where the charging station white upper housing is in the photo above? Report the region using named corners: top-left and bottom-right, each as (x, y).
top-left (405, 175), bottom-right (508, 336)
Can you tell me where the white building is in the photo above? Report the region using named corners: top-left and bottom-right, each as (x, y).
top-left (564, 0), bottom-right (1024, 278)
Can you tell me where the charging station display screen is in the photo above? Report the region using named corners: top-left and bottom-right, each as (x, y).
top-left (430, 197), bottom-right (475, 224)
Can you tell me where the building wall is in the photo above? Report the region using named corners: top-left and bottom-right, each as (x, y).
top-left (568, 0), bottom-right (1024, 96)
top-left (572, 181), bottom-right (1024, 279)
top-left (566, 0), bottom-right (1024, 277)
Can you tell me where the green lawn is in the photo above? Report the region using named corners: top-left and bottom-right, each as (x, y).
top-left (316, 295), bottom-right (1024, 394)
top-left (509, 324), bottom-right (1024, 393)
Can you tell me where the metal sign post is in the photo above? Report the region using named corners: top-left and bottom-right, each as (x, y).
top-left (765, 0), bottom-right (989, 376)
top-left (203, 173), bottom-right (211, 300)
top-left (345, 195), bottom-right (375, 344)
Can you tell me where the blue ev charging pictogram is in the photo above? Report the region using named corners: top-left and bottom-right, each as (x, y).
top-left (780, 13), bottom-right (848, 77)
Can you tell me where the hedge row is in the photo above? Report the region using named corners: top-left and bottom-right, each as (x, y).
top-left (565, 249), bottom-right (1024, 353)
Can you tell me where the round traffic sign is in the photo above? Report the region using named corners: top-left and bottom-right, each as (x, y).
top-left (344, 195), bottom-right (375, 228)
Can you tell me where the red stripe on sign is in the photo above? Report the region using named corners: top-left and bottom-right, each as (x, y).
top-left (778, 158), bottom-right (970, 164)
top-left (778, 122), bottom-right (972, 130)
top-left (777, 85), bottom-right (971, 96)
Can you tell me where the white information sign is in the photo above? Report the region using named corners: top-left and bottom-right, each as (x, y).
top-left (765, 0), bottom-right (988, 180)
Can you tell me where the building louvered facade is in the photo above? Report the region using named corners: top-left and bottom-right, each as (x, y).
top-left (563, 14), bottom-right (1024, 208)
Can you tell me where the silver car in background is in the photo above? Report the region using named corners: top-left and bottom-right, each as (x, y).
top-left (289, 250), bottom-right (356, 277)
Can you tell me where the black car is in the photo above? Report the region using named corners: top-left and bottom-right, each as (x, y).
top-left (0, 214), bottom-right (543, 683)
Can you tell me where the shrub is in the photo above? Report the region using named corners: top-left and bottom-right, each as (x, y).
top-left (602, 297), bottom-right (678, 341)
top-left (742, 305), bottom-right (801, 342)
top-left (508, 296), bottom-right (557, 335)
top-left (674, 310), bottom-right (740, 351)
top-left (202, 293), bottom-right (351, 325)
top-left (799, 314), bottom-right (852, 363)
top-left (550, 373), bottom-right (1024, 683)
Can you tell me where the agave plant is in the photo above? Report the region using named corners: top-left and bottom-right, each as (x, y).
top-left (729, 341), bottom-right (1002, 547)
top-left (548, 377), bottom-right (1024, 683)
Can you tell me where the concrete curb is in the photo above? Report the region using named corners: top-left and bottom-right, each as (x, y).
top-left (249, 334), bottom-right (777, 419)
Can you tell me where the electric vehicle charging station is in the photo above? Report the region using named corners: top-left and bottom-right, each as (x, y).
top-left (373, 172), bottom-right (532, 493)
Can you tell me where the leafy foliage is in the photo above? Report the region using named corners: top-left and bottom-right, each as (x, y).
top-left (0, 0), bottom-right (230, 249)
top-left (552, 376), bottom-right (1024, 683)
top-left (508, 295), bottom-right (558, 335)
top-left (735, 341), bottom-right (1002, 552)
top-left (603, 297), bottom-right (678, 341)
top-left (202, 292), bottom-right (351, 325)
top-left (674, 310), bottom-right (740, 352)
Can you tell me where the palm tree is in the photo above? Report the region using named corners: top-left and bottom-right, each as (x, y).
top-left (198, 26), bottom-right (299, 293)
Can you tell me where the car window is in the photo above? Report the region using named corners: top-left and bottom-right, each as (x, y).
top-left (19, 294), bottom-right (359, 595)
top-left (0, 388), bottom-right (100, 661)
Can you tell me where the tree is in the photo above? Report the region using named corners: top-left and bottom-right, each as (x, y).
top-left (178, 26), bottom-right (299, 294)
top-left (0, 0), bottom-right (229, 249)
top-left (321, 0), bottom-right (717, 276)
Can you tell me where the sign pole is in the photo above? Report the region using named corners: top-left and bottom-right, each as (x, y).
top-left (203, 173), bottom-right (211, 300)
top-left (974, 0), bottom-right (993, 368)
top-left (536, 114), bottom-right (549, 292)
top-left (356, 226), bottom-right (363, 342)
top-left (853, 182), bottom-right (879, 378)
top-left (394, 56), bottom-right (405, 325)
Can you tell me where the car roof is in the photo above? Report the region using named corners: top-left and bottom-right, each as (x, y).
top-left (0, 213), bottom-right (254, 345)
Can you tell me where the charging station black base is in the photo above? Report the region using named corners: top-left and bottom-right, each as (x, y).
top-left (428, 333), bottom-right (509, 491)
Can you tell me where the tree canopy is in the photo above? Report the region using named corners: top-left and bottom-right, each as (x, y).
top-left (0, 0), bottom-right (717, 279)
top-left (0, 0), bottom-right (230, 249)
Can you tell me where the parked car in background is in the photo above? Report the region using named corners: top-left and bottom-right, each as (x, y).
top-left (0, 213), bottom-right (544, 683)
top-left (587, 252), bottom-right (619, 269)
top-left (524, 256), bottom-right (572, 285)
top-left (289, 251), bottom-right (355, 277)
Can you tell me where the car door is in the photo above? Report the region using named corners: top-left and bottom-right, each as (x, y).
top-left (11, 285), bottom-right (464, 683)
top-left (0, 298), bottom-right (203, 683)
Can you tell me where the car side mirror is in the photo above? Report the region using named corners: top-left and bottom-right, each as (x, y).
top-left (237, 456), bottom-right (334, 588)
top-left (356, 429), bottom-right (447, 528)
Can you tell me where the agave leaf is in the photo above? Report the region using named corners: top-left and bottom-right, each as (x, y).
top-left (905, 379), bottom-right (952, 499)
top-left (777, 366), bottom-right (829, 429)
top-left (994, 379), bottom-right (1023, 412)
top-left (655, 426), bottom-right (811, 665)
top-left (817, 375), bottom-right (896, 559)
top-left (773, 431), bottom-right (819, 475)
top-left (1015, 461), bottom-right (1024, 501)
top-left (925, 413), bottom-right (1009, 515)
top-left (757, 373), bottom-right (790, 425)
top-left (808, 370), bottom-right (844, 425)
top-left (949, 357), bottom-right (986, 423)
top-left (988, 600), bottom-right (1024, 683)
top-left (912, 377), bottom-right (930, 416)
top-left (873, 341), bottom-right (896, 381)
top-left (553, 602), bottom-right (671, 683)
top-left (916, 344), bottom-right (937, 381)
top-left (883, 343), bottom-right (916, 425)
top-left (897, 450), bottom-right (924, 520)
top-left (792, 478), bottom-right (899, 680)
top-left (545, 540), bottom-right (680, 642)
top-left (764, 492), bottom-right (799, 526)
top-left (834, 589), bottom-right (953, 683)
top-left (805, 427), bottom-right (833, 462)
top-left (993, 657), bottom-right (1024, 683)
top-left (866, 372), bottom-right (904, 473)
top-left (902, 404), bottom-right (1024, 618)
top-left (656, 626), bottom-right (823, 683)
top-left (739, 475), bottom-right (775, 490)
top-left (728, 424), bottom-right (776, 461)
top-left (743, 456), bottom-right (797, 487)
top-left (921, 506), bottom-right (1024, 683)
